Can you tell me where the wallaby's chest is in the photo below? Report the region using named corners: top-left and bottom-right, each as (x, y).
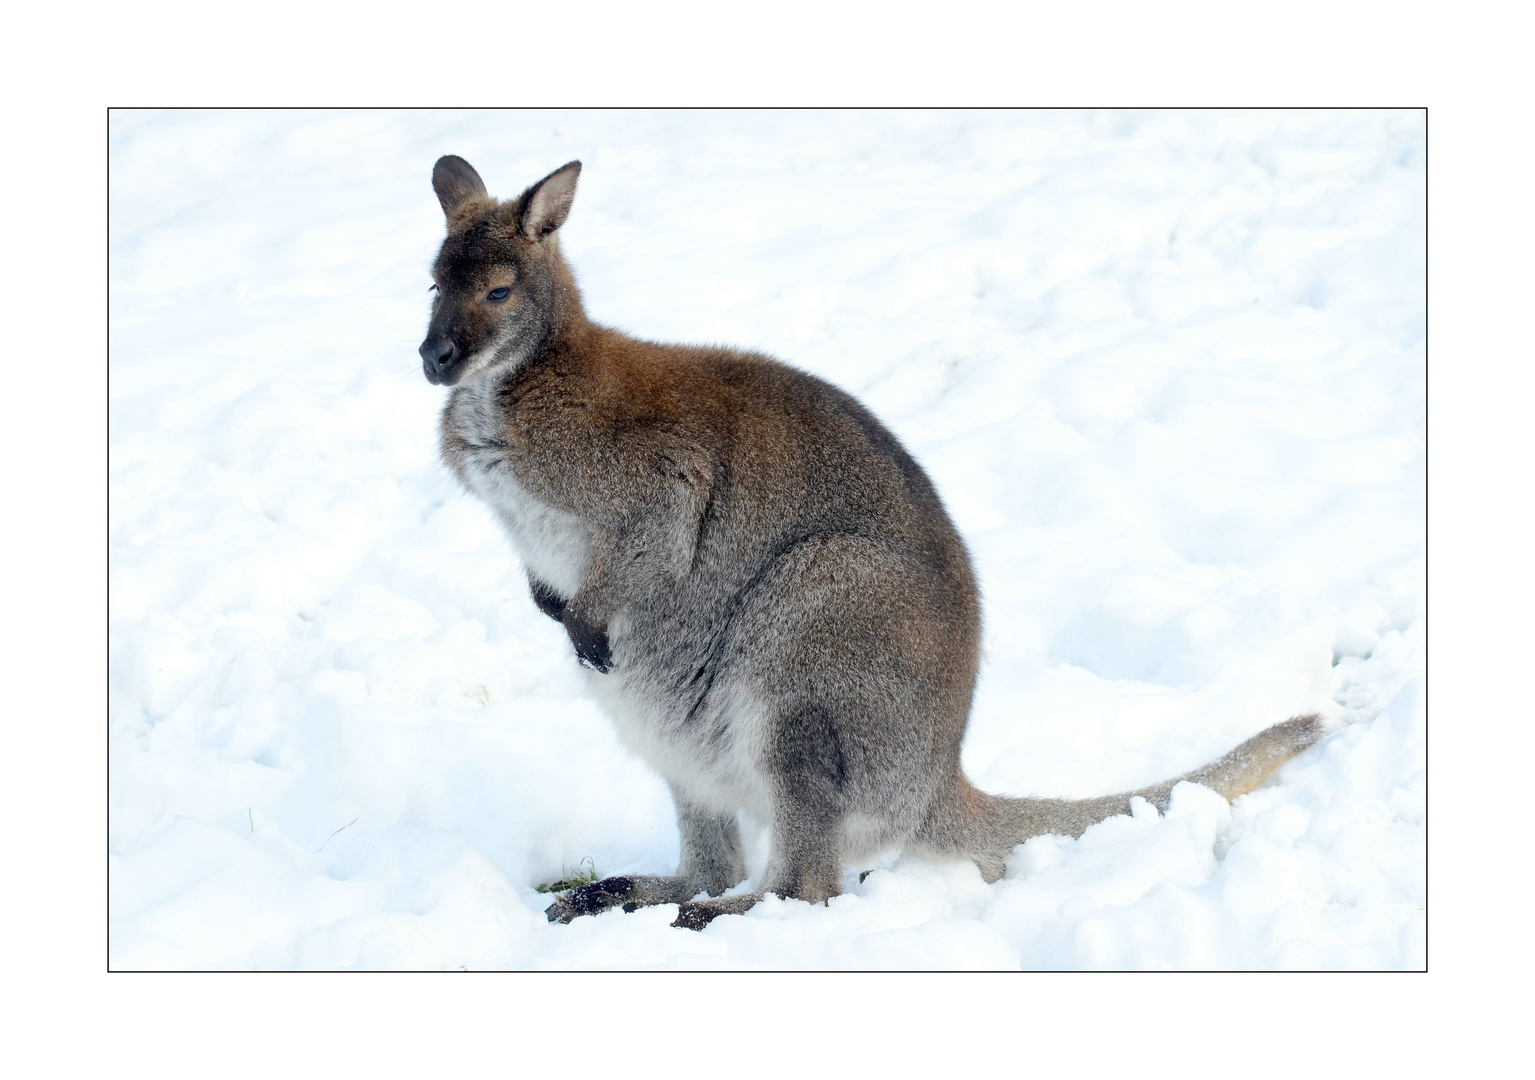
top-left (441, 380), bottom-right (591, 597)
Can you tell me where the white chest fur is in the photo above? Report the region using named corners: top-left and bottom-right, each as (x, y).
top-left (442, 375), bottom-right (591, 597)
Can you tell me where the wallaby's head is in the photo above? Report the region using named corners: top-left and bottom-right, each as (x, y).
top-left (419, 156), bottom-right (582, 386)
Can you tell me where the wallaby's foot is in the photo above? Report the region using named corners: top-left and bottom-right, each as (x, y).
top-left (545, 875), bottom-right (636, 922)
top-left (671, 891), bottom-right (765, 931)
top-left (564, 614), bottom-right (612, 673)
top-left (671, 902), bottom-right (715, 931)
top-left (545, 872), bottom-right (734, 923)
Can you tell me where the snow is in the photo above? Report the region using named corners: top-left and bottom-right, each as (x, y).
top-left (109, 109), bottom-right (1424, 970)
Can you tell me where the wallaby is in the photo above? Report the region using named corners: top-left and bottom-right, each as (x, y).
top-left (418, 156), bottom-right (1324, 931)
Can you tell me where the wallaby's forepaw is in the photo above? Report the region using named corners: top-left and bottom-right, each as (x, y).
top-left (544, 875), bottom-right (635, 923)
top-left (564, 616), bottom-right (612, 673)
top-left (529, 577), bottom-right (568, 622)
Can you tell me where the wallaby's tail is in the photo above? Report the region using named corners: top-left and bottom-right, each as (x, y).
top-left (927, 715), bottom-right (1324, 882)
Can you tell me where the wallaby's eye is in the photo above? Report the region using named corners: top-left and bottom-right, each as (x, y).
top-left (428, 283), bottom-right (438, 292)
top-left (487, 286), bottom-right (511, 302)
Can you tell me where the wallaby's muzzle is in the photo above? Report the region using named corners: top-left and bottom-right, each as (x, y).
top-left (419, 336), bottom-right (459, 385)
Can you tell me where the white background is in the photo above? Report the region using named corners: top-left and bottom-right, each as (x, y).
top-left (4, 0), bottom-right (1524, 1073)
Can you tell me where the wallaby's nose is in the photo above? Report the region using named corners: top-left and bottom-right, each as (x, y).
top-left (419, 337), bottom-right (457, 376)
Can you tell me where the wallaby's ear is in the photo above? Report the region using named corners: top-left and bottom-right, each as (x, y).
top-left (516, 161), bottom-right (582, 240)
top-left (432, 155), bottom-right (488, 218)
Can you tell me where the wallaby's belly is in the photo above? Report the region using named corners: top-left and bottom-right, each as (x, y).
top-left (586, 651), bottom-right (775, 822)
top-left (459, 447), bottom-right (767, 812)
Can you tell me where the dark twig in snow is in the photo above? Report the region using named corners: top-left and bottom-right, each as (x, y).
top-left (316, 816), bottom-right (359, 853)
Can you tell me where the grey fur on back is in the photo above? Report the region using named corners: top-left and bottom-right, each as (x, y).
top-left (417, 157), bottom-right (1326, 930)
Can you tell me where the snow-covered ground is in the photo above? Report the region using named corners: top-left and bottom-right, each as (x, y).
top-left (109, 109), bottom-right (1424, 970)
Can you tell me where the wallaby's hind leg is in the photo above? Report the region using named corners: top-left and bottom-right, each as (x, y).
top-left (673, 703), bottom-right (848, 930)
top-left (671, 811), bottom-right (844, 931)
top-left (545, 786), bottom-right (746, 923)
